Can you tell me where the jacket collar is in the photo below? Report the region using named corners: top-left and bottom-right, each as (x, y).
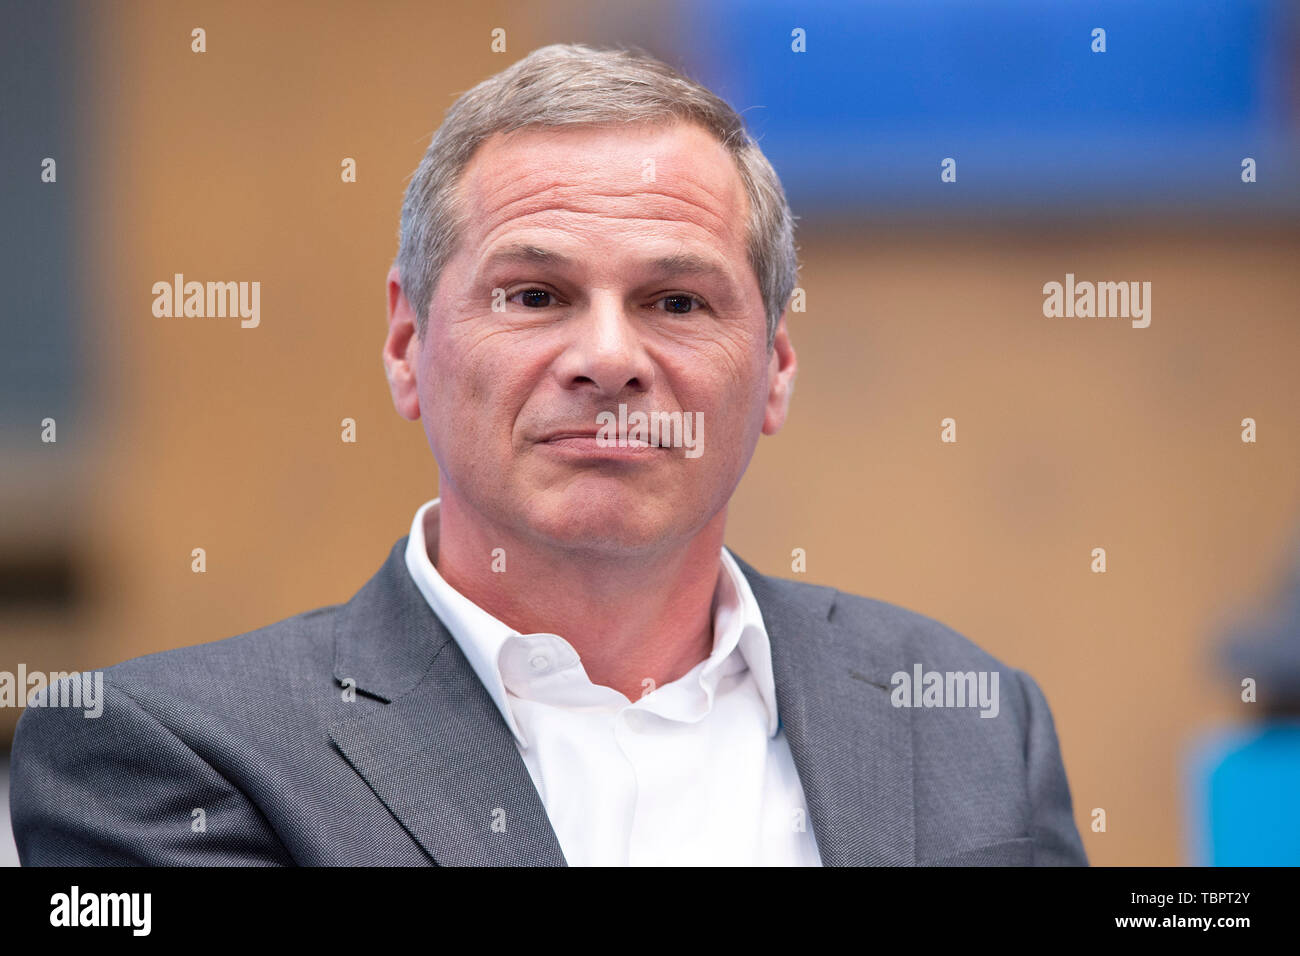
top-left (330, 537), bottom-right (914, 865)
top-left (329, 536), bottom-right (566, 865)
top-left (730, 552), bottom-right (915, 865)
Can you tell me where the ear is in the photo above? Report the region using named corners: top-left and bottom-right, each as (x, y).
top-left (761, 314), bottom-right (797, 435)
top-left (383, 265), bottom-right (421, 421)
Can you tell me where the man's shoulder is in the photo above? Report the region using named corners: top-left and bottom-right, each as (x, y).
top-left (827, 587), bottom-right (1009, 672)
top-left (740, 559), bottom-right (1010, 673)
top-left (95, 601), bottom-right (343, 710)
top-left (743, 562), bottom-right (1042, 728)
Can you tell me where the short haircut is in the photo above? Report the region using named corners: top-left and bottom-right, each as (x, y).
top-left (395, 42), bottom-right (798, 348)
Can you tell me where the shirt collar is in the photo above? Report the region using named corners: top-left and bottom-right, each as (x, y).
top-left (719, 545), bottom-right (781, 735)
top-left (403, 497), bottom-right (780, 747)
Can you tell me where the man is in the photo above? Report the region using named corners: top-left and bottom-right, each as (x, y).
top-left (10, 43), bottom-right (1087, 866)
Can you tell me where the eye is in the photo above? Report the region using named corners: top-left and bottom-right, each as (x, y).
top-left (655, 294), bottom-right (707, 314)
top-left (512, 288), bottom-right (554, 308)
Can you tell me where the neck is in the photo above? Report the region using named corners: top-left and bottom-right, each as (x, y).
top-left (430, 491), bottom-right (726, 702)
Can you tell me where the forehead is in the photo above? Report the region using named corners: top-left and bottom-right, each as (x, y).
top-left (451, 121), bottom-right (750, 258)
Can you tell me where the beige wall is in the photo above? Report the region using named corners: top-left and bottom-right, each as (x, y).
top-left (4, 1), bottom-right (1298, 867)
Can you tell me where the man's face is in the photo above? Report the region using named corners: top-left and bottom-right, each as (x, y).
top-left (388, 121), bottom-right (796, 556)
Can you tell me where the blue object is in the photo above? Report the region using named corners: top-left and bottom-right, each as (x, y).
top-left (1188, 723), bottom-right (1300, 865)
top-left (678, 0), bottom-right (1300, 214)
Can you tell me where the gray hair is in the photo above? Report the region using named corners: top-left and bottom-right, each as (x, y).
top-left (395, 42), bottom-right (797, 348)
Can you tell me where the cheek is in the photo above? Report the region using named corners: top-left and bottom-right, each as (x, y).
top-left (680, 338), bottom-right (767, 418)
top-left (424, 329), bottom-right (547, 444)
top-left (727, 354), bottom-right (773, 465)
top-left (657, 355), bottom-right (765, 477)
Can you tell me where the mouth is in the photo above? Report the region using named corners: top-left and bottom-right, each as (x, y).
top-left (538, 430), bottom-right (602, 442)
top-left (536, 431), bottom-right (665, 459)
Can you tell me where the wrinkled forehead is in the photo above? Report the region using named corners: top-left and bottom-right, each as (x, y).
top-left (450, 121), bottom-right (751, 255)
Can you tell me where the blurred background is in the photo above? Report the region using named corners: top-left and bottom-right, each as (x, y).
top-left (2, 0), bottom-right (1299, 866)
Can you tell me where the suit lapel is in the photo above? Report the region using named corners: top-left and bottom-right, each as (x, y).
top-left (327, 536), bottom-right (913, 866)
top-left (328, 537), bottom-right (566, 866)
top-left (733, 552), bottom-right (916, 865)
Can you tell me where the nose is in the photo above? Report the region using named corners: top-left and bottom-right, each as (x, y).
top-left (551, 292), bottom-right (655, 398)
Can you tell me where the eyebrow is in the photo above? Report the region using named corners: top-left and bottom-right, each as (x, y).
top-left (478, 243), bottom-right (734, 283)
top-left (479, 243), bottom-right (571, 270)
top-left (648, 251), bottom-right (733, 280)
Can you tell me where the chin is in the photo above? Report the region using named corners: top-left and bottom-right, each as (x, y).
top-left (522, 486), bottom-right (683, 555)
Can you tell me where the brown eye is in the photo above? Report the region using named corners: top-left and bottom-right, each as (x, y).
top-left (660, 294), bottom-right (701, 314)
top-left (518, 289), bottom-right (552, 308)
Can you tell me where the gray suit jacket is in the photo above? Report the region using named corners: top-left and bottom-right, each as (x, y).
top-left (10, 537), bottom-right (1088, 866)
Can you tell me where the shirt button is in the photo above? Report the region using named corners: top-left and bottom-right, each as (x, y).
top-left (529, 653), bottom-right (552, 672)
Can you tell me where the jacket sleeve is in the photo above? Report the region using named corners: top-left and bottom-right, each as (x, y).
top-left (9, 676), bottom-right (295, 866)
top-left (1014, 668), bottom-right (1089, 866)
